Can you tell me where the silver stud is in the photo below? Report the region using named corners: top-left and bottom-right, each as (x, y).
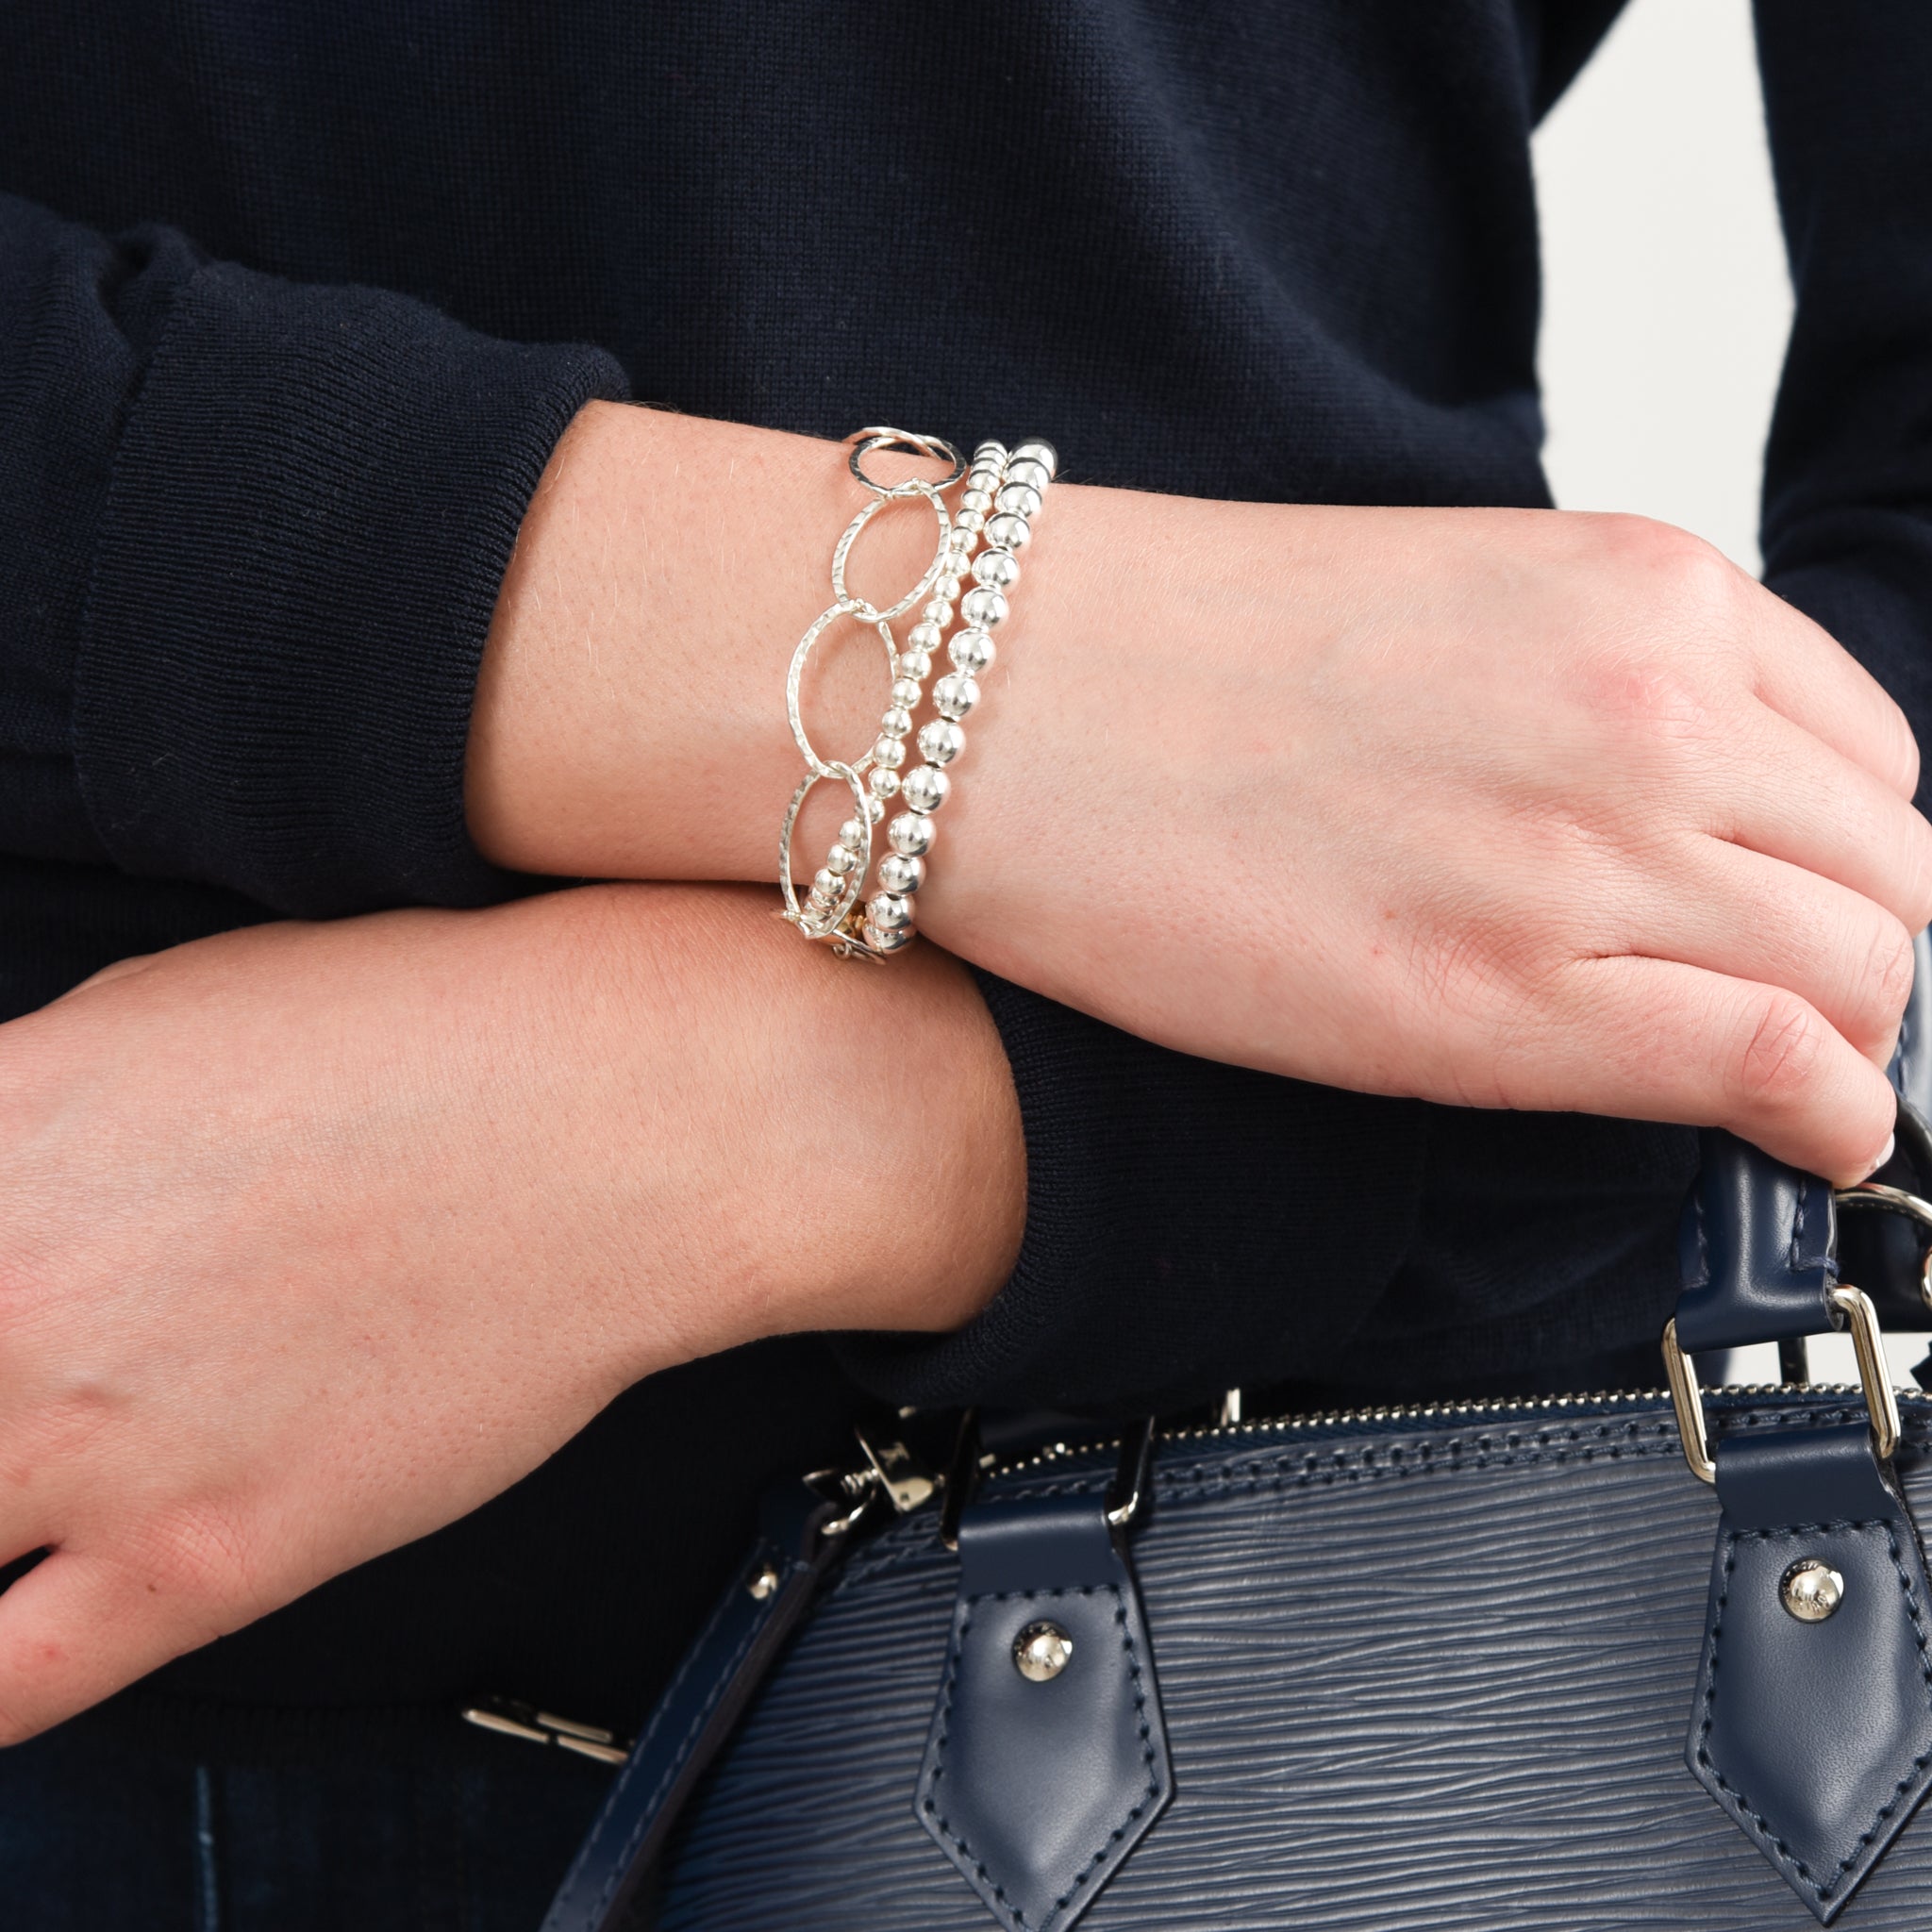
top-left (1781, 1557), bottom-right (1845, 1622)
top-left (748, 1563), bottom-right (781, 1601)
top-left (1013, 1621), bottom-right (1074, 1683)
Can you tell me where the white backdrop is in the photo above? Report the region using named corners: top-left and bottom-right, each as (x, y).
top-left (1533, 0), bottom-right (1791, 574)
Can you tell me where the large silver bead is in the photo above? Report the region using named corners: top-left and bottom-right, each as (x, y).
top-left (1010, 439), bottom-right (1058, 480)
top-left (868, 891), bottom-right (914, 931)
top-left (888, 811), bottom-right (935, 857)
top-left (984, 511), bottom-right (1030, 552)
top-left (864, 921), bottom-right (914, 954)
top-left (973, 548), bottom-right (1020, 591)
top-left (1005, 457), bottom-right (1052, 495)
top-left (902, 764), bottom-right (951, 813)
top-left (869, 766), bottom-right (901, 798)
top-left (838, 819), bottom-right (865, 851)
top-left (932, 673), bottom-right (979, 720)
top-left (959, 586), bottom-right (1008, 628)
top-left (871, 734), bottom-right (908, 769)
top-left (908, 620), bottom-right (944, 654)
top-left (890, 676), bottom-right (923, 709)
top-left (918, 720), bottom-right (965, 765)
top-left (995, 482), bottom-right (1042, 520)
top-left (895, 648), bottom-right (932, 682)
top-left (878, 853), bottom-right (925, 894)
top-left (950, 628), bottom-right (996, 674)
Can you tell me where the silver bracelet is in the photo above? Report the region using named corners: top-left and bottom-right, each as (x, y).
top-left (780, 427), bottom-right (1056, 960)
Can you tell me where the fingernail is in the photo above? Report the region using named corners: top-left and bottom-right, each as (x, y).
top-left (1867, 1131), bottom-right (1897, 1178)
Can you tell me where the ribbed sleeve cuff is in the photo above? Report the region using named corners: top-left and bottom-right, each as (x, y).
top-left (836, 974), bottom-right (1429, 1416)
top-left (72, 255), bottom-right (629, 915)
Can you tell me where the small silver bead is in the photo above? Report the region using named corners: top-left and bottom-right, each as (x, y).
top-left (869, 766), bottom-right (901, 799)
top-left (895, 649), bottom-right (932, 682)
top-left (902, 764), bottom-right (951, 814)
top-left (973, 548), bottom-right (1020, 591)
top-left (908, 621), bottom-right (944, 654)
top-left (935, 575), bottom-right (963, 602)
top-left (825, 845), bottom-right (858, 876)
top-left (869, 891), bottom-right (914, 931)
top-left (879, 707), bottom-right (914, 740)
top-left (961, 487), bottom-right (993, 514)
top-left (946, 529), bottom-right (976, 558)
top-left (864, 794), bottom-right (885, 823)
top-left (1010, 439), bottom-right (1058, 480)
top-left (995, 482), bottom-right (1041, 520)
top-left (872, 735), bottom-right (907, 769)
top-left (889, 811), bottom-right (935, 857)
top-left (959, 586), bottom-right (1008, 628)
top-left (949, 628), bottom-right (996, 674)
top-left (984, 512), bottom-right (1030, 552)
top-left (838, 819), bottom-right (865, 851)
top-left (864, 921), bottom-right (914, 954)
top-left (918, 720), bottom-right (965, 765)
top-left (812, 868), bottom-right (839, 894)
top-left (1005, 457), bottom-right (1052, 495)
top-left (966, 466), bottom-right (1003, 494)
top-left (973, 440), bottom-right (1009, 466)
top-left (923, 596), bottom-right (954, 625)
top-left (890, 677), bottom-right (923, 709)
top-left (878, 853), bottom-right (925, 894)
top-left (957, 508), bottom-right (985, 534)
top-left (933, 673), bottom-right (979, 720)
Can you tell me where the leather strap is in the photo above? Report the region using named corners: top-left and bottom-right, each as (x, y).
top-left (539, 1484), bottom-right (847, 1932)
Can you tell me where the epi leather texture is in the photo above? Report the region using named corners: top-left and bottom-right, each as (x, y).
top-left (652, 1393), bottom-right (1932, 1931)
top-left (915, 1491), bottom-right (1173, 1932)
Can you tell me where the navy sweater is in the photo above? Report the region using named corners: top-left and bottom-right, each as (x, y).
top-left (2, 0), bottom-right (1929, 1755)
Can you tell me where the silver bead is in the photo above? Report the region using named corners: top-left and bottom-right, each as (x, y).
top-left (923, 596), bottom-right (954, 625)
top-left (825, 845), bottom-right (858, 875)
top-left (864, 794), bottom-right (885, 823)
top-left (864, 921), bottom-right (914, 954)
top-left (838, 819), bottom-right (865, 851)
top-left (869, 891), bottom-right (914, 932)
top-left (908, 620), bottom-right (944, 654)
top-left (957, 508), bottom-right (985, 534)
top-left (918, 720), bottom-right (965, 765)
top-left (973, 440), bottom-right (1009, 466)
top-left (946, 528), bottom-right (976, 558)
top-left (902, 764), bottom-right (951, 814)
top-left (995, 482), bottom-right (1042, 519)
top-left (895, 649), bottom-right (932, 681)
top-left (984, 512), bottom-right (1030, 552)
top-left (949, 628), bottom-right (996, 674)
top-left (872, 735), bottom-right (907, 769)
top-left (888, 811), bottom-right (935, 857)
top-left (933, 673), bottom-right (979, 720)
top-left (812, 868), bottom-right (838, 894)
top-left (890, 677), bottom-right (924, 709)
top-left (973, 548), bottom-right (1020, 591)
top-left (961, 487), bottom-right (993, 514)
top-left (1010, 439), bottom-right (1058, 480)
top-left (869, 766), bottom-right (901, 798)
top-left (1005, 457), bottom-right (1052, 495)
top-left (878, 853), bottom-right (925, 894)
top-left (966, 466), bottom-right (1003, 494)
top-left (935, 575), bottom-right (963, 602)
top-left (959, 586), bottom-right (1008, 628)
top-left (880, 707), bottom-right (914, 740)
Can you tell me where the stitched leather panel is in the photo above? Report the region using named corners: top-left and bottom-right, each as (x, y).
top-left (657, 1395), bottom-right (1932, 1930)
top-left (1690, 1427), bottom-right (1932, 1922)
top-left (1675, 1129), bottom-right (1837, 1352)
top-left (915, 1493), bottom-right (1173, 1932)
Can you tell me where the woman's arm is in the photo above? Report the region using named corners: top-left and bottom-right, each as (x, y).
top-left (467, 402), bottom-right (1932, 1183)
top-left (0, 883), bottom-right (1023, 1741)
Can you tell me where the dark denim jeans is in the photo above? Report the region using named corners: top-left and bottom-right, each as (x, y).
top-left (0, 1720), bottom-right (611, 1930)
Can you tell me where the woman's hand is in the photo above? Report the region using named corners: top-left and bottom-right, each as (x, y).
top-left (0, 885), bottom-right (1023, 1741)
top-left (467, 405), bottom-right (1932, 1183)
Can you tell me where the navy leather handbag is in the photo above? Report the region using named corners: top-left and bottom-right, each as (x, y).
top-left (542, 998), bottom-right (1932, 1928)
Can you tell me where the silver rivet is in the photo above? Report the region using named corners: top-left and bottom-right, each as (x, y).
top-left (1013, 1621), bottom-right (1074, 1682)
top-left (1781, 1557), bottom-right (1845, 1623)
top-left (747, 1563), bottom-right (781, 1601)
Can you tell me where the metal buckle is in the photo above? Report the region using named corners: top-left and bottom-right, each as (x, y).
top-left (1663, 1282), bottom-right (1903, 1486)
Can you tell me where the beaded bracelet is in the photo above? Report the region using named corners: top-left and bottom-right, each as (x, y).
top-left (780, 427), bottom-right (1056, 960)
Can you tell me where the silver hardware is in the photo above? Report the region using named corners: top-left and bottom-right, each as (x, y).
top-left (1105, 1416), bottom-right (1158, 1530)
top-left (1013, 1621), bottom-right (1074, 1682)
top-left (1664, 1283), bottom-right (1902, 1487)
top-left (1215, 1389), bottom-right (1243, 1427)
top-left (858, 1432), bottom-right (937, 1515)
top-left (1835, 1181), bottom-right (1932, 1310)
top-left (460, 1697), bottom-right (630, 1766)
top-left (747, 1562), bottom-right (781, 1601)
top-left (1781, 1557), bottom-right (1846, 1622)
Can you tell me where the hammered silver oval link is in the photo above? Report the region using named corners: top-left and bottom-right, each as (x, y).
top-left (848, 427), bottom-right (965, 498)
top-left (829, 490), bottom-right (952, 624)
top-left (786, 605), bottom-right (898, 775)
top-left (778, 763), bottom-right (873, 939)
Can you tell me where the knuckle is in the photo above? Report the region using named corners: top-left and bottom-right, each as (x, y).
top-left (1867, 918), bottom-right (1917, 1033)
top-left (1730, 989), bottom-right (1827, 1111)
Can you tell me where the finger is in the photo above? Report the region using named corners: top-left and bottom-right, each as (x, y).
top-left (1520, 955), bottom-right (1896, 1184)
top-left (1745, 591), bottom-right (1922, 802)
top-left (1621, 839), bottom-right (1914, 1066)
top-left (0, 1547), bottom-right (221, 1747)
top-left (1715, 703), bottom-right (1932, 931)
